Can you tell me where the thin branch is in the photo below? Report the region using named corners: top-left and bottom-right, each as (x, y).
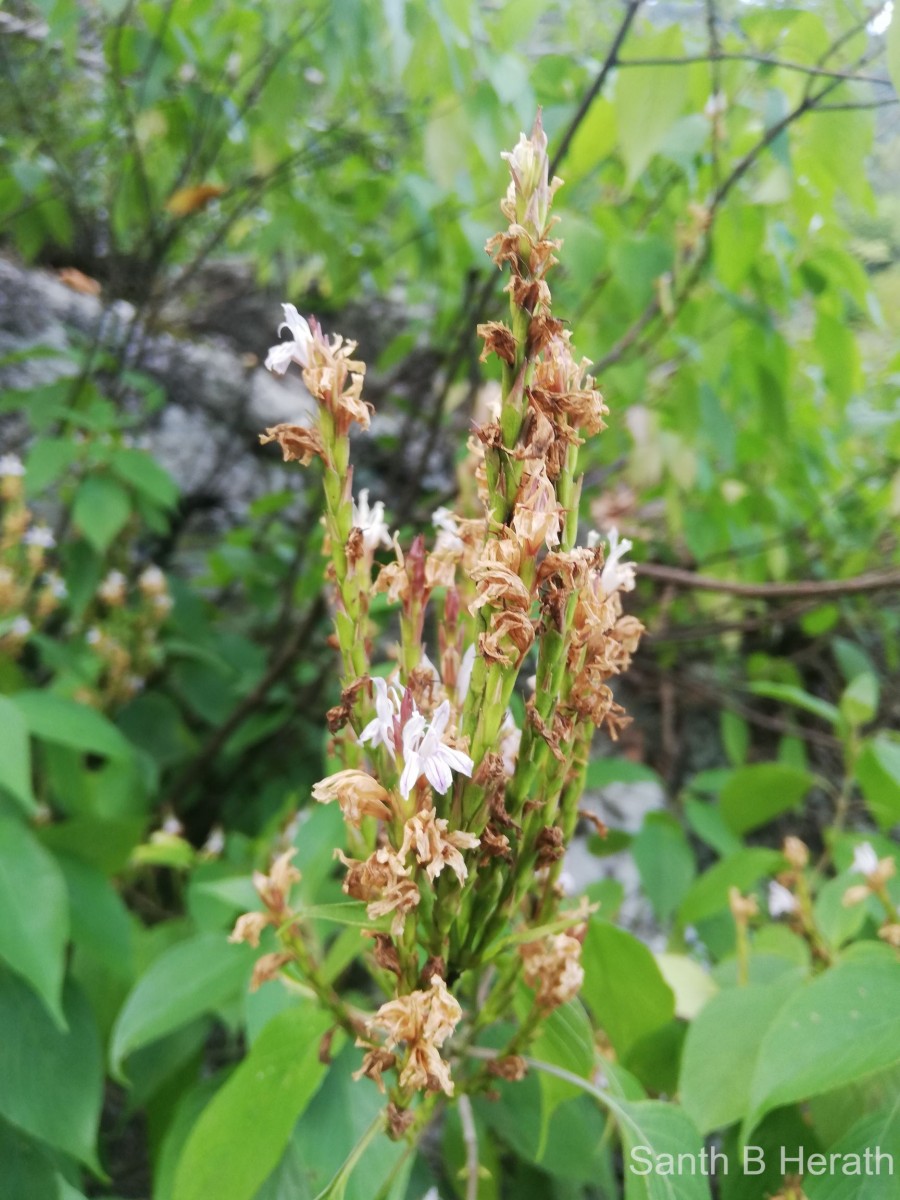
top-left (549, 0), bottom-right (644, 178)
top-left (616, 51), bottom-right (891, 85)
top-left (816, 97), bottom-right (899, 111)
top-left (637, 564), bottom-right (900, 599)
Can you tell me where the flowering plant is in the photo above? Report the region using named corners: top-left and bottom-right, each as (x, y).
top-left (240, 115), bottom-right (642, 1139)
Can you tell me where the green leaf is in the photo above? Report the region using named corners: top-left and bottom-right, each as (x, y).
top-left (0, 695), bottom-right (36, 814)
top-left (855, 735), bottom-right (900, 830)
top-left (744, 958), bottom-right (900, 1137)
top-left (72, 474), bottom-right (131, 553)
top-left (719, 764), bottom-right (814, 835)
top-left (619, 1100), bottom-right (713, 1200)
top-left (805, 1099), bottom-right (900, 1200)
top-left (840, 673), bottom-right (879, 728)
top-left (0, 1118), bottom-right (60, 1199)
top-left (12, 692), bottom-right (132, 760)
top-left (0, 967), bottom-right (103, 1169)
top-left (528, 998), bottom-right (596, 1159)
top-left (172, 1006), bottom-right (336, 1200)
top-left (585, 757), bottom-right (664, 788)
top-left (720, 711), bottom-right (749, 767)
top-left (680, 972), bottom-right (802, 1133)
top-left (615, 29), bottom-right (689, 189)
top-left (109, 447), bottom-right (178, 509)
top-left (110, 933), bottom-right (253, 1073)
top-left (0, 816), bottom-right (69, 1026)
top-left (655, 955), bottom-right (717, 1021)
top-left (24, 437), bottom-right (80, 494)
top-left (746, 682), bottom-right (839, 726)
top-left (679, 849), bottom-right (783, 925)
top-left (633, 814), bottom-right (695, 923)
top-left (581, 921), bottom-right (675, 1057)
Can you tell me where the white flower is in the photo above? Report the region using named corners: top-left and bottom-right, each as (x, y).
top-left (44, 572), bottom-right (67, 600)
top-left (599, 527), bottom-right (636, 595)
top-left (0, 454), bottom-right (25, 478)
top-left (433, 507), bottom-right (464, 554)
top-left (86, 627), bottom-right (103, 646)
top-left (768, 881), bottom-right (798, 919)
top-left (359, 676), bottom-right (402, 759)
top-left (352, 489), bottom-right (392, 552)
top-left (852, 842), bottom-right (879, 877)
top-left (138, 565), bottom-right (167, 595)
top-left (98, 569), bottom-right (127, 604)
top-left (10, 616), bottom-right (32, 638)
top-left (23, 525), bottom-right (55, 549)
top-left (161, 814), bottom-right (184, 836)
top-left (264, 304), bottom-right (314, 375)
top-left (399, 699), bottom-right (474, 799)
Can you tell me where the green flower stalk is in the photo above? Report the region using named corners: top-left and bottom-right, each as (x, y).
top-left (246, 113), bottom-right (643, 1128)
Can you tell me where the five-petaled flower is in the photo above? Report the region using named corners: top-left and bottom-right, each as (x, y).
top-left (359, 676), bottom-right (402, 758)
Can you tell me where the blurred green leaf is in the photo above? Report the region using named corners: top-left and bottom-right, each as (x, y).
top-left (719, 764), bottom-right (814, 835)
top-left (72, 474), bottom-right (131, 553)
top-left (110, 933), bottom-right (254, 1073)
top-left (12, 691), bottom-right (132, 760)
top-left (0, 816), bottom-right (69, 1027)
top-left (0, 696), bottom-right (36, 815)
top-left (581, 921), bottom-right (675, 1058)
top-left (172, 1005), bottom-right (336, 1200)
top-left (0, 967), bottom-right (103, 1169)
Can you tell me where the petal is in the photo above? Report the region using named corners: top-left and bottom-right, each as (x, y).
top-left (279, 304), bottom-right (311, 343)
top-left (424, 756), bottom-right (453, 795)
top-left (399, 755), bottom-right (420, 799)
top-left (430, 700), bottom-right (451, 738)
top-left (438, 746), bottom-right (474, 777)
top-left (264, 341), bottom-right (296, 374)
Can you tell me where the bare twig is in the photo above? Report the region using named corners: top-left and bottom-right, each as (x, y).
top-left (637, 564), bottom-right (900, 599)
top-left (616, 52), bottom-right (891, 86)
top-left (549, 0), bottom-right (644, 179)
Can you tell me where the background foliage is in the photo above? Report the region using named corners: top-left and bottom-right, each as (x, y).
top-left (1, 0), bottom-right (899, 1196)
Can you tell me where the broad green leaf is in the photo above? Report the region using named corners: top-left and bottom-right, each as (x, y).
top-left (679, 849), bottom-right (783, 925)
top-left (633, 813), bottom-right (695, 922)
top-left (805, 1100), bottom-right (900, 1200)
top-left (581, 921), bottom-right (674, 1057)
top-left (109, 447), bottom-right (178, 508)
top-left (719, 764), bottom-right (813, 835)
top-left (0, 1118), bottom-right (60, 1199)
top-left (745, 959), bottom-right (900, 1137)
top-left (746, 682), bottom-right (839, 726)
top-left (585, 757), bottom-right (664, 788)
top-left (680, 972), bottom-right (802, 1133)
top-left (12, 691), bottom-right (132, 760)
top-left (0, 816), bottom-right (69, 1025)
top-left (172, 1006), bottom-right (335, 1200)
top-left (855, 735), bottom-right (900, 829)
top-left (0, 967), bottom-right (103, 1169)
top-left (528, 998), bottom-right (596, 1158)
top-left (618, 1100), bottom-right (712, 1200)
top-left (0, 695), bottom-right (36, 814)
top-left (615, 29), bottom-right (689, 189)
top-left (72, 474), bottom-right (131, 553)
top-left (24, 437), bottom-right (79, 493)
top-left (110, 933), bottom-right (254, 1072)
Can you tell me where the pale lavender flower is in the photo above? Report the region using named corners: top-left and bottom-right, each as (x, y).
top-left (23, 525), bottom-right (55, 550)
top-left (0, 454), bottom-right (25, 478)
top-left (359, 676), bottom-right (402, 759)
top-left (599, 527), bottom-right (636, 595)
top-left (852, 842), bottom-right (879, 877)
top-left (399, 699), bottom-right (474, 799)
top-left (352, 489), bottom-right (392, 552)
top-left (265, 304), bottom-right (314, 375)
top-left (768, 881), bottom-right (798, 919)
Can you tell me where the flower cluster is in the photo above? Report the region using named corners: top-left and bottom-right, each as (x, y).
top-left (0, 454), bottom-right (65, 657)
top-left (237, 113), bottom-right (644, 1122)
